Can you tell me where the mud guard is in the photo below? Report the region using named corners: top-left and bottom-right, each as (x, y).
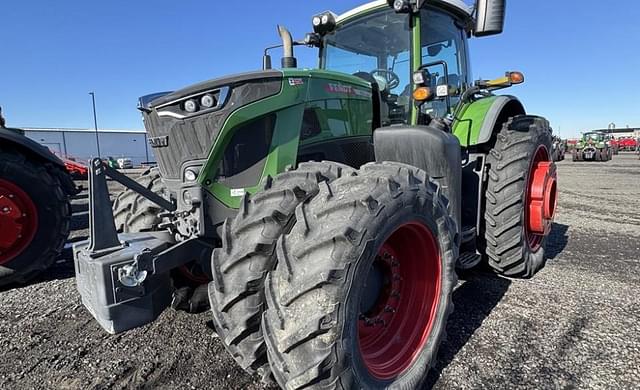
top-left (373, 124), bottom-right (462, 232)
top-left (453, 95), bottom-right (525, 147)
top-left (0, 127), bottom-right (65, 167)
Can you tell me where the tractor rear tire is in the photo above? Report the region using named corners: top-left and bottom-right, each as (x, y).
top-left (0, 147), bottom-right (71, 287)
top-left (483, 116), bottom-right (555, 278)
top-left (209, 161), bottom-right (354, 383)
top-left (263, 162), bottom-right (458, 389)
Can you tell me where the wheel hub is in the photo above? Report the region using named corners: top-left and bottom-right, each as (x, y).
top-left (359, 252), bottom-right (401, 328)
top-left (0, 179), bottom-right (38, 265)
top-left (526, 146), bottom-right (557, 249)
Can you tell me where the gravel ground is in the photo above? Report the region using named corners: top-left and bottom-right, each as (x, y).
top-left (1, 154), bottom-right (639, 389)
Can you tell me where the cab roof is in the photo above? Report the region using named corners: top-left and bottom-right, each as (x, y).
top-left (336, 0), bottom-right (473, 24)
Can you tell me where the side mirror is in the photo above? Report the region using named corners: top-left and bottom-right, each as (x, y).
top-left (474, 0), bottom-right (506, 37)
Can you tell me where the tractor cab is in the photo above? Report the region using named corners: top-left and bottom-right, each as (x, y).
top-left (582, 131), bottom-right (606, 145)
top-left (315, 1), bottom-right (472, 126)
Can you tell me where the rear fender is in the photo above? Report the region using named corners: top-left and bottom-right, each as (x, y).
top-left (453, 95), bottom-right (525, 147)
top-left (0, 127), bottom-right (65, 167)
top-left (0, 127), bottom-right (79, 195)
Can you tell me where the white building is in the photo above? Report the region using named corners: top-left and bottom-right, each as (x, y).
top-left (23, 128), bottom-right (155, 166)
top-left (594, 127), bottom-right (640, 138)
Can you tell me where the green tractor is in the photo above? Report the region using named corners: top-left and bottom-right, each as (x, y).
top-left (74, 0), bottom-right (558, 388)
top-left (572, 131), bottom-right (612, 162)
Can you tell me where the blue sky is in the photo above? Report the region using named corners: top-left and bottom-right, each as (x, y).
top-left (1, 1), bottom-right (638, 138)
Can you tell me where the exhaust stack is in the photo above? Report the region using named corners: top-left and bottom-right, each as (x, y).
top-left (277, 25), bottom-right (297, 68)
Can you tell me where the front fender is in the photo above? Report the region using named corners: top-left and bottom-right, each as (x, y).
top-left (452, 95), bottom-right (525, 147)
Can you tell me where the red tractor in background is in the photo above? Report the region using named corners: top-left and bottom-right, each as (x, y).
top-left (0, 107), bottom-right (78, 287)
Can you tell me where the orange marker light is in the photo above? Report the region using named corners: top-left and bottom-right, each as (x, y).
top-left (508, 71), bottom-right (525, 84)
top-left (413, 87), bottom-right (431, 101)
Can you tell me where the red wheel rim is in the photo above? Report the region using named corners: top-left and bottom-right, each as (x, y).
top-left (0, 179), bottom-right (38, 265)
top-left (525, 145), bottom-right (557, 251)
top-left (358, 222), bottom-right (441, 380)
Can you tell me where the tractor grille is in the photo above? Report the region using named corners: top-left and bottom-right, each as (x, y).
top-left (144, 75), bottom-right (281, 179)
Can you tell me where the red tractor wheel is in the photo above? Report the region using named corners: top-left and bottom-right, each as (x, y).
top-left (0, 147), bottom-right (71, 287)
top-left (263, 162), bottom-right (457, 389)
top-left (525, 146), bottom-right (557, 251)
top-left (0, 179), bottom-right (38, 265)
top-left (358, 222), bottom-right (441, 380)
top-left (483, 116), bottom-right (557, 278)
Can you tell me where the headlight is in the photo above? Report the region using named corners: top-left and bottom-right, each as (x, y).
top-left (312, 11), bottom-right (337, 35)
top-left (412, 70), bottom-right (430, 85)
top-left (200, 94), bottom-right (216, 108)
top-left (185, 168), bottom-right (198, 182)
top-left (392, 0), bottom-right (411, 13)
top-left (184, 99), bottom-right (198, 113)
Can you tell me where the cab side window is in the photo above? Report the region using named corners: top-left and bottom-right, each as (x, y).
top-left (420, 8), bottom-right (469, 116)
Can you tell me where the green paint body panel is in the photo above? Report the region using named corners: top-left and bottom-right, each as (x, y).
top-left (411, 13), bottom-right (422, 125)
top-left (452, 96), bottom-right (500, 147)
top-left (198, 70), bottom-right (373, 209)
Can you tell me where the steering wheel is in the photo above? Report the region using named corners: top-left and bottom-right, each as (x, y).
top-left (370, 69), bottom-right (401, 91)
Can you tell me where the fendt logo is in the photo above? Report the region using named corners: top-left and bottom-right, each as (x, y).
top-left (148, 135), bottom-right (169, 148)
top-left (325, 83), bottom-right (372, 98)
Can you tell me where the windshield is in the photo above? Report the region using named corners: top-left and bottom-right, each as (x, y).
top-left (321, 9), bottom-right (412, 124)
top-left (585, 133), bottom-right (603, 141)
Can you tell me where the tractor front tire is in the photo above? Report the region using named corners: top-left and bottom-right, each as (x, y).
top-left (483, 116), bottom-right (556, 278)
top-left (112, 167), bottom-right (167, 233)
top-left (263, 162), bottom-right (458, 389)
top-left (0, 147), bottom-right (71, 287)
top-left (209, 161), bottom-right (354, 383)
